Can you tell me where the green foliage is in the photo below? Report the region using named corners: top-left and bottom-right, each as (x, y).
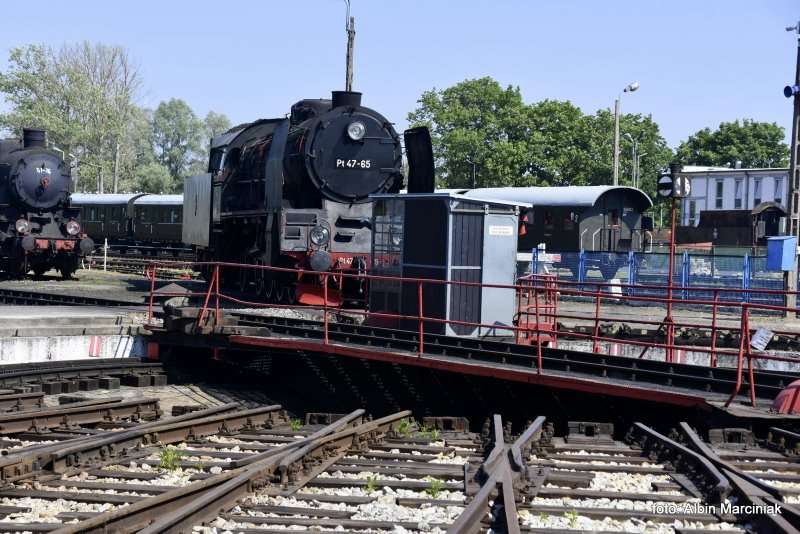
top-left (407, 77), bottom-right (673, 198)
top-left (424, 476), bottom-right (444, 498)
top-left (564, 509), bottom-right (579, 528)
top-left (675, 119), bottom-right (789, 168)
top-left (418, 424), bottom-right (440, 441)
top-left (0, 41), bottom-right (231, 194)
top-left (365, 474), bottom-right (378, 492)
top-left (158, 445), bottom-right (186, 470)
top-left (289, 418), bottom-right (303, 431)
top-left (135, 162), bottom-right (174, 193)
top-left (396, 418), bottom-right (414, 438)
top-left (0, 42), bottom-right (142, 193)
top-left (152, 98), bottom-right (204, 180)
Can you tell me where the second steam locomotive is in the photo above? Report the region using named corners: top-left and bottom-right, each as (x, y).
top-left (184, 90), bottom-right (434, 305)
top-left (0, 128), bottom-right (93, 277)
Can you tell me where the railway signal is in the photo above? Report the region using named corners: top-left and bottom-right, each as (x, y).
top-left (657, 173), bottom-right (691, 198)
top-left (657, 174), bottom-right (673, 197)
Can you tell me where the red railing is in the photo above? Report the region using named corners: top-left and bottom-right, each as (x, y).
top-left (145, 260), bottom-right (800, 408)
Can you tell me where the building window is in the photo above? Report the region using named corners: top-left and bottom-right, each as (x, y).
top-left (753, 178), bottom-right (762, 206)
top-left (775, 178), bottom-right (784, 204)
top-left (688, 200), bottom-right (697, 226)
top-left (715, 180), bottom-right (724, 209)
top-left (734, 179), bottom-right (743, 209)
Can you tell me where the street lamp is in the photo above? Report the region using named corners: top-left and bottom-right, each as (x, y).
top-left (613, 81), bottom-right (639, 186)
top-left (623, 133), bottom-right (645, 188)
top-left (623, 133), bottom-right (637, 187)
top-left (465, 157), bottom-right (477, 188)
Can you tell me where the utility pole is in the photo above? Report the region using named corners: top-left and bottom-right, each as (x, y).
top-left (344, 0), bottom-right (355, 92)
top-left (613, 98), bottom-right (621, 186)
top-left (112, 142), bottom-right (120, 194)
top-left (787, 21), bottom-right (800, 238)
top-left (785, 20), bottom-right (800, 311)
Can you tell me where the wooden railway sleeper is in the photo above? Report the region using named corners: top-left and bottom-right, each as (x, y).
top-left (71, 409), bottom-right (406, 534)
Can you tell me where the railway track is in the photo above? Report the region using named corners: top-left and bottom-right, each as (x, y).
top-left (84, 253), bottom-right (197, 280)
top-left (0, 380), bottom-right (793, 532)
top-left (0, 288), bottom-right (143, 308)
top-left (229, 312), bottom-right (800, 402)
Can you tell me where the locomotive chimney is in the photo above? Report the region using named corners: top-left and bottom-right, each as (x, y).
top-left (22, 128), bottom-right (46, 149)
top-left (331, 91), bottom-right (362, 109)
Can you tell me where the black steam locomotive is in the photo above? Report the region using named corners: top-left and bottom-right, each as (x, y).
top-left (185, 90), bottom-right (433, 305)
top-left (0, 128), bottom-right (93, 277)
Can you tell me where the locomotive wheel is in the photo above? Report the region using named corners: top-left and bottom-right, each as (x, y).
top-left (60, 265), bottom-right (76, 280)
top-left (237, 265), bottom-right (249, 293)
top-left (254, 260), bottom-right (266, 297)
top-left (265, 279), bottom-right (276, 302)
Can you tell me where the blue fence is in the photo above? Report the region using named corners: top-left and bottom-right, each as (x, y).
top-left (529, 250), bottom-right (786, 307)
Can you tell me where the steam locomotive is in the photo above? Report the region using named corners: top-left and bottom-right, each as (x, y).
top-left (0, 129), bottom-right (93, 277)
top-left (184, 90), bottom-right (434, 305)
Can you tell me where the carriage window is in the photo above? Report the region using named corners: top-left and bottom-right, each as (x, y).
top-left (543, 210), bottom-right (553, 227)
top-left (609, 209), bottom-right (619, 226)
top-left (734, 179), bottom-right (742, 209)
top-left (775, 178), bottom-right (784, 204)
top-left (170, 209), bottom-right (179, 223)
top-left (89, 208), bottom-right (96, 221)
top-left (688, 200), bottom-right (697, 226)
top-left (753, 178), bottom-right (762, 206)
top-left (715, 180), bottom-right (724, 209)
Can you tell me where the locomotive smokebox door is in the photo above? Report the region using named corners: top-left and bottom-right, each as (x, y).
top-left (370, 192), bottom-right (529, 337)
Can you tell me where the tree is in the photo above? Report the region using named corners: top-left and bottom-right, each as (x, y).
top-left (586, 109), bottom-right (673, 198)
top-left (151, 98), bottom-right (203, 179)
top-left (407, 77), bottom-right (672, 197)
top-left (135, 162), bottom-right (173, 193)
top-left (0, 42), bottom-right (142, 192)
top-left (188, 111), bottom-right (232, 175)
top-left (676, 120), bottom-right (789, 168)
top-left (408, 77), bottom-right (535, 188)
top-left (203, 111), bottom-right (231, 139)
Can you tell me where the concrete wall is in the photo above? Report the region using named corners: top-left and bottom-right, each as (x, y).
top-left (0, 335), bottom-right (147, 365)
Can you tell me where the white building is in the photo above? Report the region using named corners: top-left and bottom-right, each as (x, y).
top-left (677, 166), bottom-right (790, 226)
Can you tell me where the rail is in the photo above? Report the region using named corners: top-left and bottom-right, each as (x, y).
top-left (145, 260), bottom-right (800, 409)
top-left (54, 409), bottom-right (401, 534)
top-left (448, 414), bottom-right (546, 533)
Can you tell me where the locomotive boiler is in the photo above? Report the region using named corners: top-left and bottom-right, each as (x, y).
top-left (0, 128), bottom-right (93, 277)
top-left (184, 90), bottom-right (434, 305)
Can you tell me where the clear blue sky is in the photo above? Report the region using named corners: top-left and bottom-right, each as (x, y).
top-left (0, 1), bottom-right (797, 147)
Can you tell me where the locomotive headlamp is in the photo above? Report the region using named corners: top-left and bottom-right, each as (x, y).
top-left (309, 225), bottom-right (330, 246)
top-left (15, 219), bottom-right (30, 234)
top-left (65, 219), bottom-right (81, 236)
top-left (346, 121), bottom-right (366, 141)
